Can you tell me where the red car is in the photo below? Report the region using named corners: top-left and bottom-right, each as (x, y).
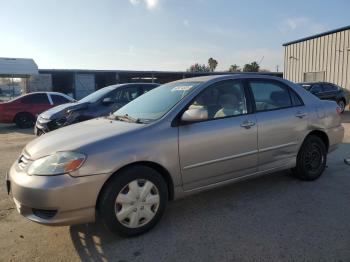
top-left (0, 92), bottom-right (75, 128)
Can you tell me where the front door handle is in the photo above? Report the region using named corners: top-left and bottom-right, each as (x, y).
top-left (295, 111), bottom-right (307, 118)
top-left (240, 120), bottom-right (255, 129)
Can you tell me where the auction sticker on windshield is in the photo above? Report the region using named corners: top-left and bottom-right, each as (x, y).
top-left (171, 85), bottom-right (193, 92)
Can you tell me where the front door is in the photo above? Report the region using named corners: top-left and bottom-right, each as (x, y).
top-left (178, 79), bottom-right (258, 191)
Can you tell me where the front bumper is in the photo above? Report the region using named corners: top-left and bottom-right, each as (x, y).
top-left (7, 162), bottom-right (110, 226)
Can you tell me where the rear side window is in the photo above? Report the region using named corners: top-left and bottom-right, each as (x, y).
top-left (51, 95), bottom-right (71, 105)
top-left (21, 93), bottom-right (49, 104)
top-left (120, 86), bottom-right (140, 103)
top-left (323, 84), bottom-right (338, 92)
top-left (249, 80), bottom-right (292, 111)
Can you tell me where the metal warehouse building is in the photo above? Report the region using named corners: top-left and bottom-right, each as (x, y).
top-left (283, 25), bottom-right (350, 90)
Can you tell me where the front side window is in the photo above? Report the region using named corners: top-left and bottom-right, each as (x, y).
top-left (186, 80), bottom-right (247, 119)
top-left (114, 82), bottom-right (201, 122)
top-left (249, 80), bottom-right (292, 111)
top-left (21, 93), bottom-right (49, 104)
top-left (310, 84), bottom-right (323, 93)
top-left (51, 95), bottom-right (71, 105)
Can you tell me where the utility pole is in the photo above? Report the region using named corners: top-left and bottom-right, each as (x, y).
top-left (276, 65), bottom-right (279, 72)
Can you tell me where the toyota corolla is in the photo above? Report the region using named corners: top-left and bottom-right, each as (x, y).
top-left (7, 75), bottom-right (344, 236)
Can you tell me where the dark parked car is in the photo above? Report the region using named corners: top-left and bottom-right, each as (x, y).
top-left (299, 82), bottom-right (350, 112)
top-left (0, 92), bottom-right (75, 128)
top-left (35, 83), bottom-right (159, 135)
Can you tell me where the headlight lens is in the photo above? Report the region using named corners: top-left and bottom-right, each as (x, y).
top-left (28, 152), bottom-right (86, 175)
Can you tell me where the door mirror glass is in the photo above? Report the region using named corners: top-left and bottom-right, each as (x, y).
top-left (181, 108), bottom-right (208, 122)
top-left (102, 97), bottom-right (114, 105)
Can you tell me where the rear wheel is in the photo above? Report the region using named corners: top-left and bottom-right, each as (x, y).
top-left (14, 112), bottom-right (35, 128)
top-left (337, 100), bottom-right (346, 113)
top-left (98, 165), bottom-right (168, 236)
top-left (292, 135), bottom-right (327, 181)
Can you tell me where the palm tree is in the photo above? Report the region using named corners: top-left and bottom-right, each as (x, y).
top-left (208, 57), bottom-right (218, 72)
top-left (228, 64), bottom-right (241, 72)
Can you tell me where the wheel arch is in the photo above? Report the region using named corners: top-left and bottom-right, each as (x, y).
top-left (13, 111), bottom-right (35, 122)
top-left (303, 130), bottom-right (329, 151)
top-left (96, 161), bottom-right (175, 209)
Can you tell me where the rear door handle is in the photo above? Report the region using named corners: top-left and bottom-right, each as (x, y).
top-left (295, 111), bottom-right (307, 118)
top-left (240, 120), bottom-right (255, 129)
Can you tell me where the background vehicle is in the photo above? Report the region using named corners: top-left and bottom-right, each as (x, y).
top-left (299, 82), bottom-right (350, 112)
top-left (0, 92), bottom-right (75, 128)
top-left (8, 75), bottom-right (344, 237)
top-left (34, 83), bottom-right (159, 135)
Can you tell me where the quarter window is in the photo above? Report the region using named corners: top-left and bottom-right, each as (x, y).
top-left (187, 80), bottom-right (247, 119)
top-left (249, 80), bottom-right (292, 111)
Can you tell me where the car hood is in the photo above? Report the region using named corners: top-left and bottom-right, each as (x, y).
top-left (39, 102), bottom-right (88, 120)
top-left (25, 118), bottom-right (144, 159)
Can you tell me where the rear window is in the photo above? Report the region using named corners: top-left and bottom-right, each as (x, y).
top-left (21, 93), bottom-right (49, 104)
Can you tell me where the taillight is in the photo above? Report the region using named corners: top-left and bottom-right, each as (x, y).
top-left (336, 106), bottom-right (342, 115)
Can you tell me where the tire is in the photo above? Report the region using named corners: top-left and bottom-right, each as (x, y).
top-left (292, 135), bottom-right (327, 181)
top-left (98, 165), bottom-right (168, 237)
top-left (337, 99), bottom-right (346, 113)
top-left (14, 112), bottom-right (35, 128)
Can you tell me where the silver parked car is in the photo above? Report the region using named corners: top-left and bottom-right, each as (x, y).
top-left (7, 75), bottom-right (344, 236)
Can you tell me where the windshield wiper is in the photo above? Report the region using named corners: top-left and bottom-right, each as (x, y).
top-left (114, 114), bottom-right (142, 123)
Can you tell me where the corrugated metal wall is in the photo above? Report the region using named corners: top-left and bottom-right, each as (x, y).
top-left (284, 28), bottom-right (350, 90)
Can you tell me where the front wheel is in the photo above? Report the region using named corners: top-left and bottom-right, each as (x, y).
top-left (14, 112), bottom-right (35, 128)
top-left (98, 165), bottom-right (168, 236)
top-left (292, 135), bottom-right (327, 181)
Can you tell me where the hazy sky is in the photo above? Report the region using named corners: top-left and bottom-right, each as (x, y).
top-left (1, 0), bottom-right (349, 71)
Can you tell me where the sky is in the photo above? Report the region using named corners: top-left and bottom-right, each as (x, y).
top-left (1, 0), bottom-right (350, 72)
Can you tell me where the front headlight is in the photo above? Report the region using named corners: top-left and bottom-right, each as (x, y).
top-left (28, 152), bottom-right (86, 175)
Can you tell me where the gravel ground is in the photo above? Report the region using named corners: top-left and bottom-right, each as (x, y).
top-left (0, 112), bottom-right (350, 262)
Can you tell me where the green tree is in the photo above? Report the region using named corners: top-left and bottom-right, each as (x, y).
top-left (243, 61), bottom-right (260, 72)
top-left (187, 63), bottom-right (211, 72)
top-left (228, 64), bottom-right (241, 72)
top-left (208, 57), bottom-right (218, 72)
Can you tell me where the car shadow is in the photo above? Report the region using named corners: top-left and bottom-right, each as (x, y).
top-left (0, 124), bottom-right (34, 135)
top-left (341, 111), bottom-right (350, 123)
top-left (68, 145), bottom-right (350, 262)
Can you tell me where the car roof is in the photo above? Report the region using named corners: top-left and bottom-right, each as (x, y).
top-left (173, 74), bottom-right (284, 83)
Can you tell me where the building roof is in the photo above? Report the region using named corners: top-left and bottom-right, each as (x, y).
top-left (282, 25), bottom-right (350, 46)
top-left (0, 57), bottom-right (38, 76)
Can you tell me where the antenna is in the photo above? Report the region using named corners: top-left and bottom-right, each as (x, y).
top-left (258, 56), bottom-right (264, 65)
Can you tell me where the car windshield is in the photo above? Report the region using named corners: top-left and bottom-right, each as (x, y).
top-left (79, 86), bottom-right (116, 103)
top-left (113, 82), bottom-right (201, 122)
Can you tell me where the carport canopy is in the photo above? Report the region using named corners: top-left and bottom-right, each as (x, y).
top-left (0, 57), bottom-right (38, 76)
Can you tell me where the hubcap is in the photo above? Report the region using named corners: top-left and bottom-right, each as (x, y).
top-left (115, 179), bottom-right (160, 228)
top-left (304, 144), bottom-right (323, 173)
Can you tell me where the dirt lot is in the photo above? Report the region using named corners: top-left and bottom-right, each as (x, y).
top-left (0, 113), bottom-right (350, 262)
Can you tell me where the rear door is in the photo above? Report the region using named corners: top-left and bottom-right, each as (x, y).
top-left (247, 79), bottom-right (308, 171)
top-left (178, 79), bottom-right (258, 190)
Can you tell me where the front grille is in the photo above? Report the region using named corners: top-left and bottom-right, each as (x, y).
top-left (18, 151), bottom-right (30, 170)
top-left (32, 209), bottom-right (58, 219)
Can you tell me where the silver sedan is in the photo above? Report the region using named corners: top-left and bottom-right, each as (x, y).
top-left (7, 75), bottom-right (344, 236)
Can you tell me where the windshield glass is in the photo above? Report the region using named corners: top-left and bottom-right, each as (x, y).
top-left (113, 82), bottom-right (201, 122)
top-left (79, 86), bottom-right (115, 103)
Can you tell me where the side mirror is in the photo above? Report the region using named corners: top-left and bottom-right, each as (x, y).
top-left (102, 97), bottom-right (114, 105)
top-left (181, 108), bottom-right (208, 122)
